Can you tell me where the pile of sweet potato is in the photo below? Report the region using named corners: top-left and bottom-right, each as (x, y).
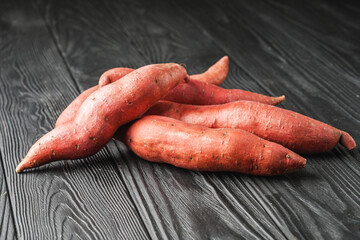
top-left (17, 57), bottom-right (356, 175)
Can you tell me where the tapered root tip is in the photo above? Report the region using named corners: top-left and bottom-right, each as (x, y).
top-left (219, 56), bottom-right (229, 64)
top-left (272, 95), bottom-right (286, 105)
top-left (283, 153), bottom-right (306, 174)
top-left (293, 155), bottom-right (306, 169)
top-left (340, 131), bottom-right (356, 150)
top-left (15, 158), bottom-right (33, 173)
top-left (16, 162), bottom-right (25, 173)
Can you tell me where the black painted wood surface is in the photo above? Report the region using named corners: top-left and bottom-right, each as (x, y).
top-left (1, 0), bottom-right (359, 239)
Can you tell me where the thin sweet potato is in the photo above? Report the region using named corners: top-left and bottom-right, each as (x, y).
top-left (99, 61), bottom-right (283, 106)
top-left (115, 115), bottom-right (306, 176)
top-left (145, 101), bottom-right (356, 154)
top-left (16, 64), bottom-right (188, 173)
top-left (163, 80), bottom-right (285, 105)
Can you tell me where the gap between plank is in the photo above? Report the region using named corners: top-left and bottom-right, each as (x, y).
top-left (0, 149), bottom-right (18, 239)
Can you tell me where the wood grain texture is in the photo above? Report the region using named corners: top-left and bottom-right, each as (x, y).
top-left (5, 0), bottom-right (360, 239)
top-left (0, 153), bottom-right (16, 240)
top-left (0, 1), bottom-right (149, 239)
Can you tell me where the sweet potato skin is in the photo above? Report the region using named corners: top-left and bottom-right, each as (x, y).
top-left (98, 67), bottom-right (134, 87)
top-left (55, 86), bottom-right (97, 127)
top-left (16, 64), bottom-right (188, 172)
top-left (163, 80), bottom-right (285, 105)
top-left (190, 56), bottom-right (229, 85)
top-left (118, 116), bottom-right (306, 176)
top-left (56, 68), bottom-right (134, 127)
top-left (145, 101), bottom-right (356, 154)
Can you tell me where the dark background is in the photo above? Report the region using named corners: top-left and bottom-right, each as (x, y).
top-left (0, 0), bottom-right (359, 239)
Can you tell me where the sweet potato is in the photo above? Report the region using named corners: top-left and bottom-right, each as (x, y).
top-left (115, 115), bottom-right (306, 176)
top-left (99, 62), bottom-right (283, 106)
top-left (163, 80), bottom-right (285, 105)
top-left (98, 56), bottom-right (228, 87)
top-left (16, 64), bottom-right (188, 173)
top-left (56, 68), bottom-right (134, 127)
top-left (145, 101), bottom-right (356, 154)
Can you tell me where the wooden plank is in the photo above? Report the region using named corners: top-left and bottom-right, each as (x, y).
top-left (39, 0), bottom-right (360, 239)
top-left (0, 153), bottom-right (16, 240)
top-left (0, 1), bottom-right (149, 239)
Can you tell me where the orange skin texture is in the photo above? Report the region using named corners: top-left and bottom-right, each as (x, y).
top-left (55, 86), bottom-right (97, 127)
top-left (116, 116), bottom-right (306, 176)
top-left (98, 67), bottom-right (134, 87)
top-left (189, 56), bottom-right (229, 85)
top-left (145, 101), bottom-right (356, 154)
top-left (163, 80), bottom-right (285, 105)
top-left (16, 64), bottom-right (188, 173)
top-left (56, 68), bottom-right (134, 127)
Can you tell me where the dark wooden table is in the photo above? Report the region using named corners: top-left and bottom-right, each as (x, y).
top-left (1, 0), bottom-right (359, 239)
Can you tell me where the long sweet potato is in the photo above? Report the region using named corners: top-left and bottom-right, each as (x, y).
top-left (163, 80), bottom-right (285, 105)
top-left (145, 101), bottom-right (356, 154)
top-left (99, 62), bottom-right (283, 106)
top-left (115, 115), bottom-right (306, 176)
top-left (16, 64), bottom-right (188, 173)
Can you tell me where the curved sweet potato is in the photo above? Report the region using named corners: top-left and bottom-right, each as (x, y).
top-left (99, 63), bottom-right (283, 106)
top-left (115, 115), bottom-right (306, 176)
top-left (163, 80), bottom-right (285, 105)
top-left (16, 64), bottom-right (188, 173)
top-left (145, 101), bottom-right (356, 154)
